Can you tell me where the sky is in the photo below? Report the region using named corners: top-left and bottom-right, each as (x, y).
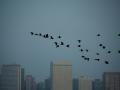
top-left (0, 0), bottom-right (120, 82)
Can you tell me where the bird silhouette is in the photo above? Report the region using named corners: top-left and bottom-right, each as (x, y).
top-left (80, 49), bottom-right (83, 52)
top-left (102, 46), bottom-right (106, 49)
top-left (105, 61), bottom-right (109, 64)
top-left (45, 34), bottom-right (49, 38)
top-left (78, 40), bottom-right (81, 43)
top-left (66, 44), bottom-right (70, 48)
top-left (78, 45), bottom-right (81, 47)
top-left (54, 42), bottom-right (58, 45)
top-left (118, 50), bottom-right (120, 54)
top-left (56, 45), bottom-right (59, 48)
top-left (107, 51), bottom-right (111, 54)
top-left (50, 36), bottom-right (54, 39)
top-left (84, 57), bottom-right (90, 61)
top-left (94, 59), bottom-right (100, 61)
top-left (81, 55), bottom-right (85, 58)
top-left (85, 49), bottom-right (88, 52)
top-left (96, 53), bottom-right (100, 55)
top-left (58, 35), bottom-right (62, 39)
top-left (30, 32), bottom-right (34, 35)
top-left (39, 33), bottom-right (42, 36)
top-left (97, 34), bottom-right (101, 37)
top-left (35, 33), bottom-right (39, 35)
top-left (60, 42), bottom-right (64, 45)
top-left (99, 44), bottom-right (103, 47)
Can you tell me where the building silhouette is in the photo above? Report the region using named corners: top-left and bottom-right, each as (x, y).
top-left (73, 78), bottom-right (79, 90)
top-left (103, 72), bottom-right (120, 90)
top-left (79, 76), bottom-right (92, 90)
top-left (0, 64), bottom-right (23, 90)
top-left (50, 61), bottom-right (72, 90)
top-left (25, 75), bottom-right (37, 90)
top-left (93, 79), bottom-right (103, 90)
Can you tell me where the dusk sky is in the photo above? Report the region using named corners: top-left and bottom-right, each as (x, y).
top-left (0, 0), bottom-right (120, 82)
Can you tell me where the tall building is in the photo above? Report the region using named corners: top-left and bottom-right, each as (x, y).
top-left (0, 64), bottom-right (22, 90)
top-left (25, 75), bottom-right (36, 90)
top-left (73, 78), bottom-right (79, 90)
top-left (93, 79), bottom-right (103, 90)
top-left (79, 76), bottom-right (92, 90)
top-left (37, 82), bottom-right (44, 90)
top-left (44, 78), bottom-right (50, 90)
top-left (50, 61), bottom-right (72, 90)
top-left (103, 72), bottom-right (120, 90)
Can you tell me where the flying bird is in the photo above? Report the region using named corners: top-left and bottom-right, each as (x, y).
top-left (97, 34), bottom-right (101, 37)
top-left (78, 45), bottom-right (81, 47)
top-left (118, 33), bottom-right (120, 37)
top-left (50, 36), bottom-right (54, 39)
top-left (107, 51), bottom-right (111, 54)
top-left (105, 61), bottom-right (109, 64)
top-left (94, 59), bottom-right (100, 61)
top-left (54, 42), bottom-right (58, 45)
top-left (60, 42), bottom-right (64, 45)
top-left (99, 44), bottom-right (103, 47)
top-left (78, 40), bottom-right (81, 43)
top-left (80, 49), bottom-right (83, 52)
top-left (35, 33), bottom-right (39, 35)
top-left (58, 35), bottom-right (62, 39)
top-left (118, 50), bottom-right (120, 54)
top-left (66, 44), bottom-right (70, 48)
top-left (30, 32), bottom-right (34, 35)
top-left (39, 33), bottom-right (42, 36)
top-left (102, 46), bottom-right (106, 49)
top-left (45, 34), bottom-right (49, 38)
top-left (85, 49), bottom-right (88, 52)
top-left (96, 53), bottom-right (100, 55)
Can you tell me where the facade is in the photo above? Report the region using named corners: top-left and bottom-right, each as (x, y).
top-left (79, 76), bottom-right (92, 90)
top-left (25, 75), bottom-right (36, 90)
top-left (93, 79), bottom-right (103, 90)
top-left (50, 61), bottom-right (72, 90)
top-left (73, 78), bottom-right (79, 90)
top-left (103, 72), bottom-right (120, 90)
top-left (0, 64), bottom-right (22, 90)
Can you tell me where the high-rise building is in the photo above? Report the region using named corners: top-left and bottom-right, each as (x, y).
top-left (79, 76), bottom-right (92, 90)
top-left (73, 78), bottom-right (79, 90)
top-left (93, 79), bottom-right (103, 90)
top-left (44, 78), bottom-right (50, 90)
top-left (25, 75), bottom-right (36, 90)
top-left (0, 64), bottom-right (22, 90)
top-left (37, 82), bottom-right (44, 90)
top-left (103, 72), bottom-right (120, 90)
top-left (50, 61), bottom-right (72, 90)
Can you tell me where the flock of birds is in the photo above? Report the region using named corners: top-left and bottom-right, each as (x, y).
top-left (30, 32), bottom-right (120, 64)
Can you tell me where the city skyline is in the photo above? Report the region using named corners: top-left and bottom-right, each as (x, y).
top-left (1, 0), bottom-right (120, 81)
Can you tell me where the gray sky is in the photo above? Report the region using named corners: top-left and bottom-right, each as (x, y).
top-left (0, 0), bottom-right (120, 82)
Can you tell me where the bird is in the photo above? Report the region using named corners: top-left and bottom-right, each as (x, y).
top-left (39, 33), bottom-right (42, 36)
top-left (105, 61), bottom-right (109, 64)
top-left (54, 42), bottom-right (58, 45)
top-left (85, 49), bottom-right (88, 52)
top-left (78, 45), bottom-right (81, 47)
top-left (45, 34), bottom-right (49, 38)
top-left (97, 34), bottom-right (101, 37)
top-left (84, 57), bottom-right (90, 61)
top-left (118, 50), bottom-right (120, 54)
top-left (78, 40), bottom-right (81, 43)
top-left (35, 33), bottom-right (39, 35)
top-left (107, 51), bottom-right (111, 54)
top-left (102, 46), bottom-right (106, 49)
top-left (99, 44), bottom-right (103, 47)
top-left (60, 42), bottom-right (64, 45)
top-left (50, 36), bottom-right (54, 39)
top-left (96, 53), bottom-right (100, 55)
top-left (43, 35), bottom-right (46, 38)
top-left (81, 55), bottom-right (85, 58)
top-left (56, 45), bottom-right (59, 48)
top-left (94, 59), bottom-right (100, 61)
top-left (30, 32), bottom-right (34, 35)
top-left (80, 49), bottom-right (83, 52)
top-left (66, 44), bottom-right (70, 48)
top-left (58, 35), bottom-right (62, 39)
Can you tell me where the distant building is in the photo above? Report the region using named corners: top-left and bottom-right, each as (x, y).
top-left (73, 78), bottom-right (79, 90)
top-left (37, 82), bottom-right (44, 90)
top-left (103, 72), bottom-right (120, 90)
top-left (44, 78), bottom-right (50, 90)
top-left (79, 76), bottom-right (92, 90)
top-left (25, 75), bottom-right (36, 90)
top-left (0, 64), bottom-right (23, 90)
top-left (93, 79), bottom-right (103, 90)
top-left (50, 61), bottom-right (72, 90)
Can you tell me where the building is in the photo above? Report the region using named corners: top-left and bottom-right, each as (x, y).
top-left (50, 61), bottom-right (72, 90)
top-left (37, 82), bottom-right (44, 90)
top-left (25, 75), bottom-right (36, 90)
top-left (93, 79), bottom-right (103, 90)
top-left (0, 64), bottom-right (23, 90)
top-left (73, 78), bottom-right (79, 90)
top-left (79, 76), bottom-right (92, 90)
top-left (103, 72), bottom-right (120, 90)
top-left (44, 78), bottom-right (50, 90)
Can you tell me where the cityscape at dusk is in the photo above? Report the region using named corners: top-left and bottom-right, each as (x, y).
top-left (0, 0), bottom-right (120, 90)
